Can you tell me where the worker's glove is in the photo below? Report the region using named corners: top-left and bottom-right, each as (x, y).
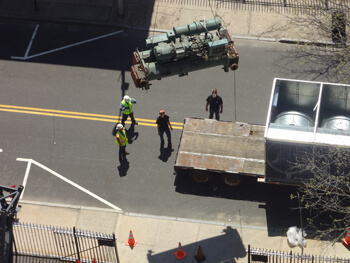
top-left (120, 104), bottom-right (125, 111)
top-left (131, 98), bottom-right (136, 104)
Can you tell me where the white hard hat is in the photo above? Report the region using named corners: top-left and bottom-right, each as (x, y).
top-left (117, 124), bottom-right (123, 129)
top-left (124, 95), bottom-right (130, 102)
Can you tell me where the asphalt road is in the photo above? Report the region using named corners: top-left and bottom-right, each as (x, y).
top-left (0, 20), bottom-right (309, 232)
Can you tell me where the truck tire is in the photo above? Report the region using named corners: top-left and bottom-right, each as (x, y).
top-left (221, 174), bottom-right (241, 187)
top-left (190, 170), bottom-right (213, 184)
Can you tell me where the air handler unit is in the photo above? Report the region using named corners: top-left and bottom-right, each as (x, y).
top-left (131, 18), bottom-right (239, 89)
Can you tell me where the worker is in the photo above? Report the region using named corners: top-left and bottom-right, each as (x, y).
top-left (115, 123), bottom-right (129, 161)
top-left (156, 109), bottom-right (173, 148)
top-left (120, 95), bottom-right (138, 126)
top-left (205, 88), bottom-right (223, 120)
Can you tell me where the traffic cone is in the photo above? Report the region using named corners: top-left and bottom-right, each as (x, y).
top-left (195, 245), bottom-right (206, 262)
top-left (92, 258), bottom-right (97, 263)
top-left (75, 260), bottom-right (81, 263)
top-left (125, 230), bottom-right (138, 247)
top-left (342, 228), bottom-right (350, 248)
top-left (174, 242), bottom-right (187, 260)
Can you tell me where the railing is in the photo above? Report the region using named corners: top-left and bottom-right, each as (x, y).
top-left (247, 245), bottom-right (350, 263)
top-left (12, 222), bottom-right (119, 263)
top-left (157, 0), bottom-right (350, 14)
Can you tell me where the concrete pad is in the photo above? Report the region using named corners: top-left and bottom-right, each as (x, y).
top-left (18, 203), bottom-right (78, 227)
top-left (153, 219), bottom-right (199, 247)
top-left (150, 3), bottom-right (181, 30)
top-left (178, 7), bottom-right (215, 27)
top-left (115, 215), bottom-right (160, 245)
top-left (75, 208), bottom-right (119, 233)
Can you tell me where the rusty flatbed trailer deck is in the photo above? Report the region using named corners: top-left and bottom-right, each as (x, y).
top-left (174, 118), bottom-right (266, 177)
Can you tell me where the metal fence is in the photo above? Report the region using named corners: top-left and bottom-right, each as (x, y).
top-left (12, 222), bottom-right (119, 263)
top-left (247, 245), bottom-right (350, 263)
top-left (157, 0), bottom-right (350, 14)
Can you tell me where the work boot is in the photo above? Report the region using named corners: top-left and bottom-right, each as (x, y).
top-left (132, 121), bottom-right (138, 125)
top-left (125, 151), bottom-right (130, 155)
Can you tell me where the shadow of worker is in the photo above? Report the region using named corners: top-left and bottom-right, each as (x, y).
top-left (158, 145), bottom-right (174, 162)
top-left (126, 123), bottom-right (139, 144)
top-left (118, 160), bottom-right (129, 177)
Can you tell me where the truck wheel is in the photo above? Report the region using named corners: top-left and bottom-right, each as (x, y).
top-left (190, 171), bottom-right (213, 184)
top-left (221, 174), bottom-right (241, 187)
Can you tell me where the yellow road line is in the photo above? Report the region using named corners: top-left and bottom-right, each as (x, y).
top-left (0, 105), bottom-right (184, 129)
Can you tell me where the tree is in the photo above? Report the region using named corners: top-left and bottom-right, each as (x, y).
top-left (289, 145), bottom-right (350, 242)
top-left (275, 0), bottom-right (350, 83)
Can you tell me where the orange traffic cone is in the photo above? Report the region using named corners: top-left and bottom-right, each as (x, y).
top-left (92, 258), bottom-right (97, 263)
top-left (174, 242), bottom-right (187, 260)
top-left (342, 228), bottom-right (350, 248)
top-left (75, 260), bottom-right (81, 263)
top-left (195, 245), bottom-right (206, 262)
top-left (125, 230), bottom-right (138, 247)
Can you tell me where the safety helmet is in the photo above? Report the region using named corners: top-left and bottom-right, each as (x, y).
top-left (159, 109), bottom-right (165, 114)
top-left (212, 89), bottom-right (217, 93)
top-left (117, 123), bottom-right (123, 130)
top-left (124, 95), bottom-right (130, 103)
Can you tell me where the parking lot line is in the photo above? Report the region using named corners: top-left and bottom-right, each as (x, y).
top-left (11, 26), bottom-right (123, 60)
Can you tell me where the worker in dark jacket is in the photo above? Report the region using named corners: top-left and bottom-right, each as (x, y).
top-left (206, 88), bottom-right (223, 120)
top-left (156, 109), bottom-right (173, 148)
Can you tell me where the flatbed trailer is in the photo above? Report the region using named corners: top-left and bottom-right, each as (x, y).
top-left (174, 78), bottom-right (350, 187)
top-left (174, 118), bottom-right (266, 186)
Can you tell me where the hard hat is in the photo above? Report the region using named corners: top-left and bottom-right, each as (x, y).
top-left (117, 124), bottom-right (123, 130)
top-left (159, 109), bottom-right (165, 114)
top-left (212, 89), bottom-right (217, 93)
top-left (124, 95), bottom-right (130, 102)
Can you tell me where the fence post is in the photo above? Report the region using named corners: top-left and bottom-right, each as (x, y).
top-left (113, 233), bottom-right (120, 263)
top-left (248, 244), bottom-right (251, 263)
top-left (73, 227), bottom-right (80, 261)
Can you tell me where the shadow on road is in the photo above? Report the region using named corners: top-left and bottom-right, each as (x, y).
top-left (174, 172), bottom-right (303, 237)
top-left (117, 160), bottom-right (129, 177)
top-left (147, 226), bottom-right (245, 263)
top-left (158, 145), bottom-right (174, 162)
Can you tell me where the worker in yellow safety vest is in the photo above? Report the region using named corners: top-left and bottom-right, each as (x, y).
top-left (120, 95), bottom-right (138, 126)
top-left (115, 123), bottom-right (129, 161)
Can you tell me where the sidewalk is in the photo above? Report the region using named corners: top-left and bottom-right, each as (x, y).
top-left (17, 201), bottom-right (350, 263)
top-left (0, 0), bottom-right (331, 43)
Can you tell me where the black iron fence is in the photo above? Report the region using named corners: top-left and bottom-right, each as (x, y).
top-left (247, 245), bottom-right (350, 263)
top-left (12, 223), bottom-right (119, 263)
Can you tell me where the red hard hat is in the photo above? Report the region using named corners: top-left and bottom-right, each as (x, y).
top-left (159, 109), bottom-right (165, 114)
top-left (212, 89), bottom-right (217, 93)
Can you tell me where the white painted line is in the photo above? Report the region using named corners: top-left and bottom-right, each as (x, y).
top-left (25, 24), bottom-right (39, 58)
top-left (11, 30), bottom-right (123, 60)
top-left (16, 158), bottom-right (33, 199)
top-left (16, 158), bottom-right (123, 212)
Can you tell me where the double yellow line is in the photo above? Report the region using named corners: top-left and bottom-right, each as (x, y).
top-left (0, 104), bottom-right (184, 129)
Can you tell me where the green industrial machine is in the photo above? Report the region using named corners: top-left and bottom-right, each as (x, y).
top-left (131, 18), bottom-right (239, 89)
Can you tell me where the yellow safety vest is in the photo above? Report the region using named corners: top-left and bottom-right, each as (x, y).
top-left (122, 100), bottom-right (133, 115)
top-left (115, 128), bottom-right (128, 146)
